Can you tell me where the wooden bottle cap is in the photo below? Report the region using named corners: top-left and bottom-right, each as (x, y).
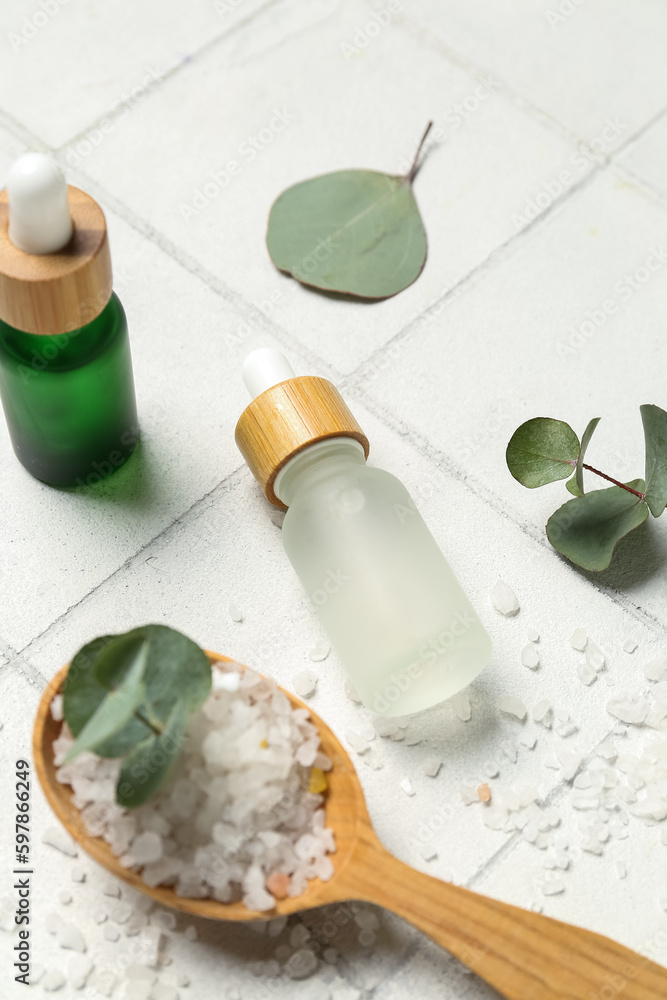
top-left (0, 185), bottom-right (112, 335)
top-left (235, 375), bottom-right (370, 509)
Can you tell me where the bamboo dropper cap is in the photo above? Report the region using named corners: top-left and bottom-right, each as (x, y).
top-left (235, 348), bottom-right (370, 509)
top-left (0, 154), bottom-right (112, 336)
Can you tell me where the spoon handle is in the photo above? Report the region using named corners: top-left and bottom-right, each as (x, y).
top-left (342, 838), bottom-right (667, 999)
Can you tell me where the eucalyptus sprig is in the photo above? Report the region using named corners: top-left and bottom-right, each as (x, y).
top-left (62, 625), bottom-right (211, 808)
top-left (506, 404), bottom-right (667, 571)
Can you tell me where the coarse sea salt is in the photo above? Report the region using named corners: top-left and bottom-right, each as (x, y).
top-left (52, 663), bottom-right (336, 913)
top-left (490, 580), bottom-right (520, 616)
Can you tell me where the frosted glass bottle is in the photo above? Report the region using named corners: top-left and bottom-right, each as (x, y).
top-left (235, 348), bottom-right (491, 717)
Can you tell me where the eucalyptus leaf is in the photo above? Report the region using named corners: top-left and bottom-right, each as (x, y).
top-left (116, 698), bottom-right (189, 809)
top-left (63, 625), bottom-right (211, 758)
top-left (566, 474), bottom-right (585, 498)
top-left (641, 404), bottom-right (667, 517)
top-left (546, 480), bottom-right (648, 571)
top-left (62, 642), bottom-right (148, 764)
top-left (267, 169), bottom-right (427, 299)
top-left (575, 417), bottom-right (600, 495)
top-left (506, 417), bottom-right (580, 488)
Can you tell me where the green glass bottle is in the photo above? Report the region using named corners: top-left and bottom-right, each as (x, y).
top-left (0, 154), bottom-right (138, 487)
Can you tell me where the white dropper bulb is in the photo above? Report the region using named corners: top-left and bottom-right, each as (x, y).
top-left (242, 347), bottom-right (296, 399)
top-left (7, 153), bottom-right (73, 254)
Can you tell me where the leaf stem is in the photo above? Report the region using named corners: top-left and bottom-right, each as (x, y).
top-left (135, 709), bottom-right (163, 736)
top-left (405, 121), bottom-right (434, 183)
top-left (581, 463), bottom-right (646, 499)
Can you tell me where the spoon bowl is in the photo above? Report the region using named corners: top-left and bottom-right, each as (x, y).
top-left (34, 651), bottom-right (667, 1000)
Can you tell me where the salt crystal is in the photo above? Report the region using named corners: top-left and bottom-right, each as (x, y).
top-left (477, 783), bottom-right (491, 803)
top-left (532, 699), bottom-right (552, 725)
top-left (400, 778), bottom-right (415, 796)
top-left (308, 642), bottom-right (330, 662)
top-left (498, 696), bottom-right (527, 721)
top-left (570, 628), bottom-right (587, 651)
top-left (450, 689), bottom-right (471, 722)
top-left (345, 680), bottom-right (361, 703)
top-left (501, 740), bottom-right (518, 763)
top-left (131, 832), bottom-right (163, 865)
top-left (94, 911), bottom-right (108, 924)
top-left (103, 881), bottom-right (121, 898)
top-left (71, 867), bottom-right (86, 883)
top-left (373, 716), bottom-right (399, 737)
top-left (616, 861), bottom-right (627, 879)
top-left (177, 974), bottom-right (191, 987)
top-left (419, 843), bottom-right (438, 861)
top-left (104, 925), bottom-right (120, 942)
top-left (585, 643), bottom-right (605, 672)
top-left (58, 923), bottom-right (86, 953)
top-left (490, 580), bottom-right (519, 616)
top-left (88, 970), bottom-right (116, 998)
top-left (293, 670), bottom-right (318, 698)
top-left (345, 728), bottom-right (369, 754)
top-left (521, 644), bottom-right (540, 670)
top-left (554, 721), bottom-right (579, 738)
top-left (523, 823), bottom-right (539, 843)
top-left (421, 756), bottom-right (442, 777)
top-left (484, 762), bottom-right (499, 778)
top-left (59, 891), bottom-right (72, 905)
top-left (42, 969), bottom-right (67, 992)
top-left (404, 731), bottom-right (422, 746)
top-left (460, 784), bottom-right (479, 805)
top-left (520, 734), bottom-right (537, 750)
top-left (228, 602), bottom-right (244, 622)
top-left (45, 913), bottom-right (60, 935)
top-left (212, 671), bottom-right (241, 693)
top-left (577, 662), bottom-right (597, 686)
top-left (151, 910), bottom-right (177, 931)
top-left (135, 927), bottom-right (162, 967)
top-left (542, 877), bottom-right (565, 896)
top-left (111, 900), bottom-right (134, 924)
top-left (42, 826), bottom-right (78, 857)
top-left (526, 628), bottom-right (540, 643)
top-left (643, 656), bottom-right (667, 682)
top-left (50, 694), bottom-right (64, 721)
top-left (68, 954), bottom-right (93, 989)
top-left (158, 952), bottom-right (173, 966)
top-left (623, 639), bottom-right (638, 654)
top-left (607, 694), bottom-right (648, 725)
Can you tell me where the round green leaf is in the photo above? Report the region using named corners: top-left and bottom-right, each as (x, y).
top-left (641, 404), bottom-right (667, 517)
top-left (267, 169), bottom-right (427, 299)
top-left (506, 418), bottom-right (580, 488)
top-left (566, 474), bottom-right (584, 498)
top-left (546, 480), bottom-right (648, 571)
top-left (116, 699), bottom-right (188, 809)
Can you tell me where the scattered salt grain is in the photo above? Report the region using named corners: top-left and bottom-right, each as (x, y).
top-left (577, 663), bottom-right (597, 686)
top-left (104, 925), bottom-right (120, 942)
top-left (526, 628), bottom-right (540, 643)
top-left (45, 913), bottom-right (60, 935)
top-left (520, 734), bottom-right (537, 750)
top-left (111, 900), bottom-right (134, 924)
top-left (293, 670), bottom-right (318, 698)
top-left (623, 639), bottom-right (638, 654)
top-left (130, 832), bottom-right (163, 866)
top-left (607, 694), bottom-right (648, 726)
top-left (42, 969), bottom-right (66, 992)
top-left (125, 981), bottom-right (152, 1000)
top-left (498, 696), bottom-right (527, 721)
top-left (158, 952), bottom-right (173, 966)
top-left (477, 783), bottom-right (491, 803)
top-left (228, 602), bottom-right (244, 623)
top-left (521, 644), bottom-right (540, 670)
top-left (490, 580), bottom-right (519, 616)
top-left (570, 628), bottom-right (587, 652)
top-left (542, 877), bottom-right (565, 896)
top-left (450, 689), bottom-right (471, 722)
top-left (69, 954), bottom-right (93, 989)
top-left (616, 861), bottom-right (627, 879)
top-left (42, 826), bottom-right (78, 857)
top-left (373, 716), bottom-right (399, 737)
top-left (308, 642), bottom-right (330, 662)
top-left (71, 867), bottom-right (86, 883)
top-left (103, 881), bottom-right (121, 898)
top-left (643, 657), bottom-right (667, 682)
top-left (58, 923), bottom-right (86, 953)
top-left (400, 778), bottom-right (415, 796)
top-left (94, 911), bottom-right (108, 924)
top-left (483, 762), bottom-right (499, 779)
top-left (419, 843), bottom-right (438, 861)
top-left (345, 680), bottom-right (361, 703)
top-left (422, 756), bottom-right (442, 777)
top-left (184, 926), bottom-right (197, 942)
top-left (532, 699), bottom-right (552, 726)
top-left (177, 974), bottom-right (190, 987)
top-left (151, 910), bottom-right (177, 931)
top-left (345, 728), bottom-right (369, 754)
top-left (585, 643), bottom-right (605, 672)
top-left (50, 694), bottom-right (64, 721)
top-left (59, 891), bottom-right (72, 905)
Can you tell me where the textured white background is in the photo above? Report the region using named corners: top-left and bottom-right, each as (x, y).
top-left (1, 1), bottom-right (667, 998)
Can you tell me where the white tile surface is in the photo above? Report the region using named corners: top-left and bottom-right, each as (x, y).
top-left (74, 0), bottom-right (576, 374)
top-left (401, 0), bottom-right (667, 146)
top-left (2, 1), bottom-right (667, 997)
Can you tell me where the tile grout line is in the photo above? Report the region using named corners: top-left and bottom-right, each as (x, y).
top-left (16, 462), bottom-right (251, 667)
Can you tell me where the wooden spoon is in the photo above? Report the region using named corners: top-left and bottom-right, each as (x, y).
top-left (34, 652), bottom-right (667, 1000)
